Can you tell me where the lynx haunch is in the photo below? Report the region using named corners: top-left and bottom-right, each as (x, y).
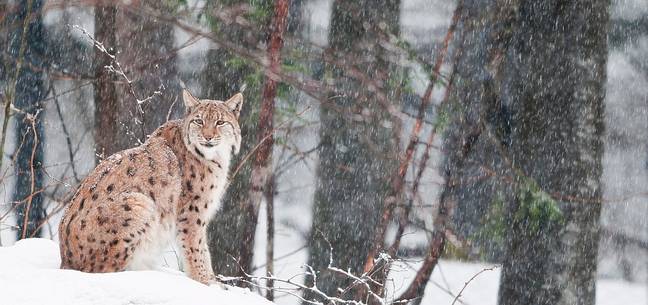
top-left (58, 89), bottom-right (243, 284)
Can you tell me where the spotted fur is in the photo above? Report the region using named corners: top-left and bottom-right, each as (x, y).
top-left (58, 90), bottom-right (243, 284)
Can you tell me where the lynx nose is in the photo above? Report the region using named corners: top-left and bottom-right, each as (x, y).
top-left (204, 136), bottom-right (213, 141)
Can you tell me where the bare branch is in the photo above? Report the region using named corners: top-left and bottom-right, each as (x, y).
top-left (451, 266), bottom-right (498, 305)
top-left (71, 24), bottom-right (163, 111)
top-left (361, 0), bottom-right (464, 277)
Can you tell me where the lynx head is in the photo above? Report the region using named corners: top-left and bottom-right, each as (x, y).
top-left (181, 89), bottom-right (243, 164)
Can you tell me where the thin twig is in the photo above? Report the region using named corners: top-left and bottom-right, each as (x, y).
top-left (50, 82), bottom-right (80, 182)
top-left (362, 0), bottom-right (464, 277)
top-left (230, 105), bottom-right (312, 179)
top-left (20, 110), bottom-right (41, 239)
top-left (71, 24), bottom-right (163, 111)
top-left (451, 266), bottom-right (498, 305)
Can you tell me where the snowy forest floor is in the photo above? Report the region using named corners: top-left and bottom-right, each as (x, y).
top-left (0, 239), bottom-right (274, 305)
top-left (0, 239), bottom-right (644, 305)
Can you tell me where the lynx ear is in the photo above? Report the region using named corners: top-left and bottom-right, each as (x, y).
top-left (225, 93), bottom-right (243, 118)
top-left (183, 89), bottom-right (200, 111)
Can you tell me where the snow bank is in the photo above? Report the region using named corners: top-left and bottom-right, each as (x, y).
top-left (0, 238), bottom-right (275, 305)
top-left (1, 239), bottom-right (645, 305)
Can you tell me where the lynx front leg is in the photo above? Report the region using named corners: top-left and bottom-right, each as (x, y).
top-left (177, 213), bottom-right (216, 285)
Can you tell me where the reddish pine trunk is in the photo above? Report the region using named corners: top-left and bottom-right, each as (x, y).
top-left (238, 0), bottom-right (291, 280)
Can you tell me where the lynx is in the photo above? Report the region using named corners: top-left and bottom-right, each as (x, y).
top-left (58, 89), bottom-right (243, 285)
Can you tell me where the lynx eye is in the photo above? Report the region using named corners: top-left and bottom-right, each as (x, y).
top-left (192, 118), bottom-right (204, 126)
top-left (216, 120), bottom-right (226, 126)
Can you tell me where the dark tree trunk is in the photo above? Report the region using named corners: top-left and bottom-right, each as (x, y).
top-left (94, 1), bottom-right (179, 159)
top-left (204, 47), bottom-right (257, 277)
top-left (498, 1), bottom-right (609, 305)
top-left (93, 3), bottom-right (118, 160)
top-left (441, 0), bottom-right (520, 262)
top-left (205, 0), bottom-right (272, 279)
top-left (116, 0), bottom-right (180, 138)
top-left (8, 0), bottom-right (47, 239)
top-left (305, 0), bottom-right (401, 301)
top-left (286, 0), bottom-right (303, 35)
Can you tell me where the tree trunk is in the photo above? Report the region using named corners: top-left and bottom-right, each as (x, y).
top-left (239, 0), bottom-right (290, 283)
top-left (439, 0), bottom-right (521, 262)
top-left (264, 176), bottom-right (275, 301)
top-left (498, 1), bottom-right (609, 305)
top-left (93, 3), bottom-right (118, 160)
top-left (305, 0), bottom-right (401, 301)
top-left (205, 0), bottom-right (272, 279)
top-left (94, 0), bottom-right (179, 159)
top-left (204, 47), bottom-right (257, 278)
top-left (8, 0), bottom-right (47, 239)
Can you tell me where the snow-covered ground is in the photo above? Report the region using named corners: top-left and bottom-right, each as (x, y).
top-left (388, 260), bottom-right (646, 305)
top-left (1, 1), bottom-right (647, 304)
top-left (0, 239), bottom-right (275, 305)
top-left (1, 238), bottom-right (644, 305)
